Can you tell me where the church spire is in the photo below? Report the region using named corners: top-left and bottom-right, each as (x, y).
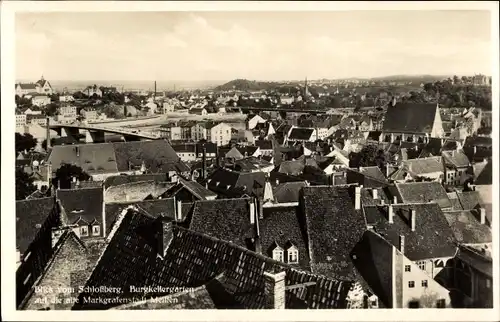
top-left (304, 77), bottom-right (308, 103)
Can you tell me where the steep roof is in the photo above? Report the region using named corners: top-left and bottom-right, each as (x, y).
top-left (273, 182), bottom-right (307, 203)
top-left (442, 150), bottom-right (470, 169)
top-left (175, 177), bottom-right (217, 200)
top-left (75, 209), bottom-right (353, 309)
top-left (112, 140), bottom-right (188, 173)
top-left (393, 182), bottom-right (452, 209)
top-left (189, 198), bottom-right (254, 248)
top-left (288, 128), bottom-right (314, 141)
top-left (443, 210), bottom-right (492, 244)
top-left (350, 230), bottom-right (394, 308)
top-left (16, 197), bottom-right (56, 254)
top-left (382, 103), bottom-right (439, 134)
top-left (363, 203), bottom-right (457, 260)
top-left (207, 168), bottom-right (266, 198)
top-left (17, 83), bottom-right (38, 90)
top-left (103, 173), bottom-right (170, 189)
top-left (474, 160), bottom-right (492, 185)
top-left (456, 245), bottom-right (492, 277)
top-left (255, 139), bottom-right (273, 150)
top-left (231, 157), bottom-right (274, 172)
top-left (302, 186), bottom-right (367, 280)
top-left (56, 187), bottom-right (103, 225)
top-left (259, 206), bottom-right (310, 269)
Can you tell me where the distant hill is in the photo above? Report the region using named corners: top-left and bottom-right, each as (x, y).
top-left (214, 79), bottom-right (282, 91)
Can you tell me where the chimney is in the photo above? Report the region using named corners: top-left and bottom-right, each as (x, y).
top-left (176, 199), bottom-right (182, 221)
top-left (155, 216), bottom-right (173, 259)
top-left (263, 271), bottom-right (286, 309)
top-left (258, 198), bottom-right (264, 220)
top-left (399, 234), bottom-right (405, 255)
top-left (380, 198), bottom-right (385, 206)
top-left (354, 186), bottom-right (362, 210)
top-left (275, 179), bottom-right (280, 186)
top-left (480, 208), bottom-right (486, 224)
top-left (393, 195), bottom-right (398, 204)
top-left (46, 117), bottom-right (51, 150)
top-left (249, 199), bottom-right (255, 224)
top-left (473, 146), bottom-right (477, 156)
top-left (410, 209), bottom-right (416, 232)
top-left (388, 204), bottom-right (394, 223)
top-left (372, 188), bottom-right (378, 200)
top-left (75, 146), bottom-right (80, 157)
top-left (202, 145), bottom-right (207, 179)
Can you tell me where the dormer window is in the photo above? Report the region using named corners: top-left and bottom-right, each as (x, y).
top-left (287, 245), bottom-right (299, 264)
top-left (272, 245), bottom-right (284, 262)
top-left (92, 225), bottom-right (100, 236)
top-left (80, 226), bottom-right (89, 236)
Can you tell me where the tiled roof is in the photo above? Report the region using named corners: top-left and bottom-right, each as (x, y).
top-left (277, 160), bottom-right (305, 176)
top-left (56, 187), bottom-right (103, 225)
top-left (443, 210), bottom-right (492, 244)
top-left (442, 150), bottom-right (470, 169)
top-left (171, 143), bottom-right (196, 153)
top-left (302, 186), bottom-right (367, 280)
top-left (189, 198), bottom-right (255, 247)
top-left (273, 182), bottom-right (307, 203)
top-left (75, 209), bottom-right (353, 309)
top-left (47, 143), bottom-right (119, 175)
top-left (364, 203), bottom-right (457, 260)
top-left (474, 160), bottom-right (492, 185)
top-left (464, 136), bottom-right (492, 148)
top-left (207, 168), bottom-right (266, 198)
top-left (393, 182), bottom-right (452, 209)
top-left (456, 245), bottom-right (492, 277)
top-left (104, 198), bottom-right (176, 234)
top-left (259, 206), bottom-right (310, 269)
top-left (112, 140), bottom-right (189, 173)
top-left (255, 140), bottom-right (273, 150)
top-left (389, 156), bottom-right (444, 181)
top-left (177, 177), bottom-right (217, 200)
top-left (17, 83), bottom-right (38, 90)
top-left (447, 192), bottom-right (464, 211)
top-left (456, 191), bottom-right (485, 211)
top-left (103, 173), bottom-right (170, 189)
top-left (288, 128), bottom-right (314, 141)
top-left (231, 157), bottom-right (274, 172)
top-left (16, 197), bottom-right (56, 254)
top-left (346, 168), bottom-right (388, 189)
top-left (382, 103), bottom-right (438, 134)
top-left (350, 230), bottom-right (394, 308)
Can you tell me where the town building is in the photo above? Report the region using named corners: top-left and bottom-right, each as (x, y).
top-left (31, 95), bottom-right (51, 107)
top-left (16, 76), bottom-right (53, 97)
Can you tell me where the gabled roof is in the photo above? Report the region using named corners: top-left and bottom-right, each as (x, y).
top-left (273, 182), bottom-right (307, 203)
top-left (48, 143), bottom-right (119, 174)
top-left (75, 208), bottom-right (353, 309)
top-left (207, 168), bottom-right (266, 198)
top-left (16, 197), bottom-right (56, 254)
top-left (474, 159), bottom-right (492, 185)
top-left (302, 186), bottom-right (367, 280)
top-left (288, 128), bottom-right (314, 141)
top-left (393, 182), bottom-right (452, 209)
top-left (443, 210), bottom-right (491, 244)
top-left (442, 150), bottom-right (470, 169)
top-left (231, 156), bottom-right (274, 172)
top-left (112, 140), bottom-right (189, 173)
top-left (456, 245), bottom-right (492, 277)
top-left (255, 139), bottom-right (273, 150)
top-left (56, 187), bottom-right (103, 224)
top-left (103, 173), bottom-right (170, 189)
top-left (350, 230), bottom-right (394, 308)
top-left (389, 156), bottom-right (444, 181)
top-left (259, 206), bottom-right (310, 269)
top-left (382, 103), bottom-right (438, 134)
top-left (189, 198), bottom-right (255, 248)
top-left (176, 177), bottom-right (217, 200)
top-left (17, 83), bottom-right (38, 90)
top-left (363, 203), bottom-right (457, 260)
top-left (446, 192), bottom-right (464, 211)
top-left (456, 191), bottom-right (486, 211)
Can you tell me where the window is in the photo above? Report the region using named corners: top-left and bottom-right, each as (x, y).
top-left (272, 248), bottom-right (284, 262)
top-left (417, 261), bottom-right (426, 271)
top-left (421, 280), bottom-right (428, 287)
top-left (486, 279), bottom-right (491, 289)
top-left (80, 226), bottom-right (89, 236)
top-left (436, 299), bottom-right (446, 308)
top-left (287, 247), bottom-right (299, 264)
top-left (404, 265), bottom-right (411, 272)
top-left (409, 300), bottom-right (420, 308)
top-left (92, 225), bottom-right (100, 236)
top-left (408, 281), bottom-right (415, 288)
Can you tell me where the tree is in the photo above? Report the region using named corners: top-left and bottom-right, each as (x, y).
top-left (41, 138), bottom-right (56, 151)
top-left (73, 91), bottom-right (88, 100)
top-left (15, 132), bottom-right (37, 154)
top-left (54, 164), bottom-right (91, 189)
top-left (16, 168), bottom-right (36, 200)
top-left (49, 93), bottom-right (60, 103)
top-left (45, 103), bottom-right (59, 116)
top-left (349, 144), bottom-right (387, 170)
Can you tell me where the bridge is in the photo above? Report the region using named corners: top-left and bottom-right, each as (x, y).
top-left (49, 123), bottom-right (163, 143)
top-left (234, 106), bottom-right (329, 114)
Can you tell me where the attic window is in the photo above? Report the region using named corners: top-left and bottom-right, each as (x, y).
top-left (226, 185), bottom-right (231, 190)
top-left (272, 247), bottom-right (284, 262)
top-left (92, 225), bottom-right (100, 236)
top-left (80, 226), bottom-right (89, 237)
top-left (35, 224), bottom-right (42, 229)
top-left (287, 246), bottom-right (299, 264)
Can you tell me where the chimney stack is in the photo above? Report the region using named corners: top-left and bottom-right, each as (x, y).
top-left (399, 234), bottom-right (405, 255)
top-left (393, 196), bottom-right (398, 204)
top-left (155, 216), bottom-right (173, 258)
top-left (355, 186), bottom-right (362, 210)
top-left (202, 145), bottom-right (207, 180)
top-left (372, 188), bottom-right (378, 200)
top-left (176, 199), bottom-right (182, 221)
top-left (258, 198), bottom-right (264, 220)
top-left (46, 117), bottom-right (51, 150)
top-left (473, 146), bottom-right (477, 156)
top-left (410, 209), bottom-right (416, 232)
top-left (387, 204), bottom-right (394, 223)
top-left (249, 198), bottom-right (255, 224)
top-left (480, 208), bottom-right (486, 224)
top-left (263, 271), bottom-right (286, 309)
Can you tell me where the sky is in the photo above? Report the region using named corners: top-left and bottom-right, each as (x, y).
top-left (15, 10), bottom-right (492, 82)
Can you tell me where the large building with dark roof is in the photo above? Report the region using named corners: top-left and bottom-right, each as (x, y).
top-left (381, 103), bottom-right (445, 143)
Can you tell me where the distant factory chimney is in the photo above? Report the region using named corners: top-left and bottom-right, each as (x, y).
top-left (202, 144), bottom-right (207, 180)
top-left (46, 117), bottom-right (51, 150)
top-left (154, 81), bottom-right (157, 101)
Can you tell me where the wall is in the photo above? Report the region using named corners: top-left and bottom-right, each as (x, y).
top-left (401, 255), bottom-right (451, 308)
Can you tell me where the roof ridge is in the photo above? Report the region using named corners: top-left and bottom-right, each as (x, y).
top-left (16, 196), bottom-right (54, 203)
